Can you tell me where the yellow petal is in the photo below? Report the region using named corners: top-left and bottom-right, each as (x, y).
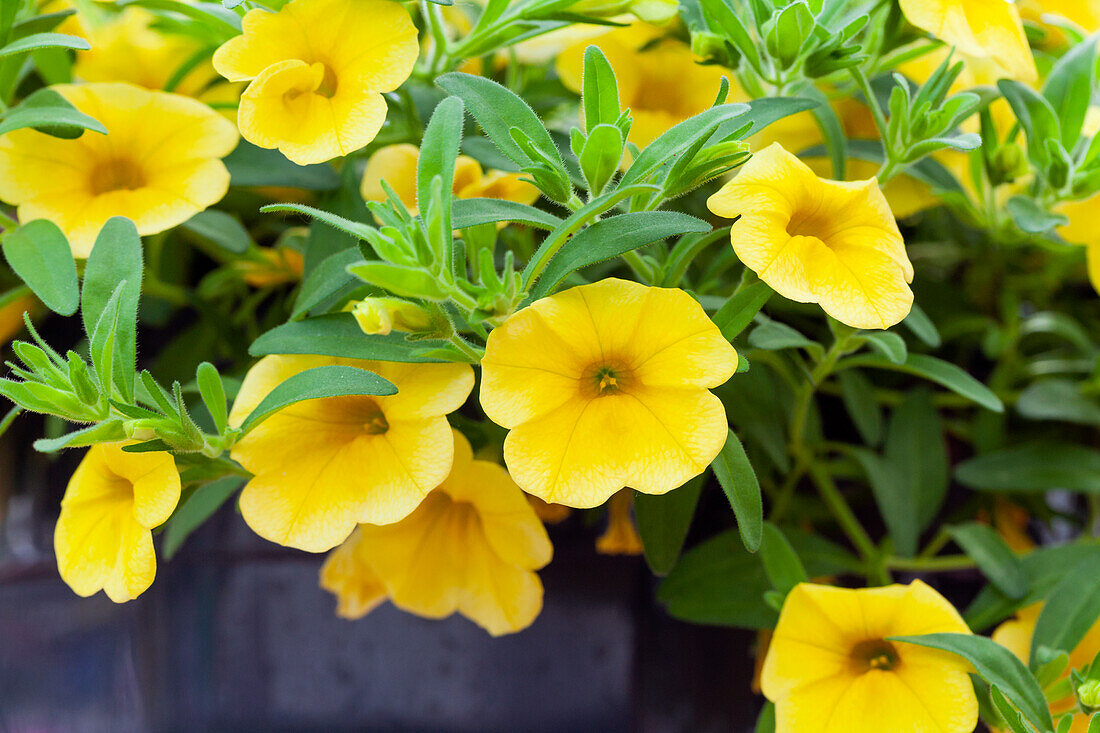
top-left (360, 143), bottom-right (420, 210)
top-left (320, 527), bottom-right (388, 619)
top-left (595, 489), bottom-right (644, 555)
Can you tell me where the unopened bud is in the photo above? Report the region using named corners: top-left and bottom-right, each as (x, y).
top-left (348, 298), bottom-right (433, 336)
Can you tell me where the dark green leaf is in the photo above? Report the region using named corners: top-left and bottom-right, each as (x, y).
top-left (711, 429), bottom-right (763, 552)
top-left (712, 278), bottom-right (773, 340)
top-left (162, 476), bottom-right (244, 559)
top-left (195, 362), bottom-right (228, 434)
top-left (839, 353), bottom-right (1003, 412)
top-left (956, 442), bottom-right (1100, 493)
top-left (903, 304), bottom-right (941, 347)
top-left (837, 369), bottom-right (882, 446)
top-left (1007, 196), bottom-right (1068, 234)
top-left (181, 210), bottom-right (252, 253)
top-left (748, 318), bottom-right (819, 353)
top-left (225, 140), bottom-right (339, 190)
top-left (885, 389), bottom-right (948, 529)
top-left (948, 523), bottom-right (1027, 600)
top-left (1043, 35), bottom-right (1097, 148)
top-left (291, 247), bottom-right (364, 318)
top-left (849, 448), bottom-right (918, 557)
top-left (1017, 379), bottom-right (1100, 425)
top-left (633, 475), bottom-right (703, 576)
top-left (417, 95), bottom-right (464, 236)
top-left (860, 331), bottom-right (906, 364)
top-left (250, 313), bottom-right (445, 363)
top-left (759, 522), bottom-right (808, 595)
top-left (1030, 555), bottom-right (1100, 668)
top-left (238, 365), bottom-right (396, 432)
top-left (1, 219), bottom-right (78, 315)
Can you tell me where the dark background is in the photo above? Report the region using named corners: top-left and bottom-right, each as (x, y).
top-left (0, 434), bottom-right (761, 733)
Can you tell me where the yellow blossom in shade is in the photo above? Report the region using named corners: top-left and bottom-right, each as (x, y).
top-left (762, 581), bottom-right (979, 733)
top-left (212, 0), bottom-right (419, 165)
top-left (1056, 195), bottom-right (1100, 295)
top-left (54, 443), bottom-right (182, 603)
top-left (0, 293), bottom-right (38, 345)
top-left (480, 278), bottom-right (737, 507)
top-left (360, 144), bottom-right (539, 214)
top-left (595, 489), bottom-right (643, 556)
top-left (320, 430), bottom-right (553, 635)
top-left (708, 143), bottom-right (914, 330)
top-left (994, 603), bottom-right (1100, 729)
top-left (899, 0), bottom-right (1037, 85)
top-left (235, 246), bottom-right (305, 287)
top-left (0, 82), bottom-right (238, 258)
top-left (528, 496), bottom-right (573, 524)
top-left (556, 25), bottom-right (727, 149)
top-left (228, 355), bottom-right (474, 552)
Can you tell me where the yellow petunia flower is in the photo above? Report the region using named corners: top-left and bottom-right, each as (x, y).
top-left (595, 489), bottom-right (643, 555)
top-left (480, 278), bottom-right (737, 507)
top-left (229, 355), bottom-right (475, 552)
top-left (54, 443), bottom-right (182, 603)
top-left (235, 246), bottom-right (305, 288)
top-left (762, 581), bottom-right (979, 733)
top-left (360, 143), bottom-right (539, 215)
top-left (1020, 0), bottom-right (1100, 37)
top-left (994, 603), bottom-right (1100, 729)
top-left (556, 25), bottom-right (727, 149)
top-left (0, 82), bottom-right (238, 258)
top-left (212, 0), bottom-right (419, 165)
top-left (899, 0), bottom-right (1037, 85)
top-left (1056, 195), bottom-right (1100, 295)
top-left (320, 430), bottom-right (552, 635)
top-left (707, 143), bottom-right (914, 330)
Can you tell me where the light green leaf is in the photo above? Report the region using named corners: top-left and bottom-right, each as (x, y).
top-left (452, 198), bottom-right (561, 231)
top-left (712, 278), bottom-right (773, 340)
top-left (0, 87), bottom-right (105, 138)
top-left (238, 364), bottom-right (396, 433)
top-left (82, 217), bottom-right (142, 402)
top-left (249, 313), bottom-right (445, 363)
top-left (1, 219), bottom-right (78, 315)
top-left (0, 31), bottom-right (88, 58)
top-left (1030, 555), bottom-right (1100, 669)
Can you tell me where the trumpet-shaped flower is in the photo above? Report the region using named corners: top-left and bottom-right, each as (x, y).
top-left (556, 25), bottom-right (727, 149)
top-left (229, 355), bottom-right (474, 552)
top-left (899, 0), bottom-right (1037, 85)
top-left (708, 143), bottom-right (913, 330)
top-left (0, 82), bottom-right (238, 257)
top-left (480, 278), bottom-right (737, 507)
top-left (761, 581), bottom-right (978, 733)
top-left (212, 0), bottom-right (419, 165)
top-left (360, 144), bottom-right (539, 214)
top-left (595, 489), bottom-right (643, 555)
top-left (320, 430), bottom-right (553, 636)
top-left (994, 603), bottom-right (1100, 729)
top-left (54, 443), bottom-right (182, 603)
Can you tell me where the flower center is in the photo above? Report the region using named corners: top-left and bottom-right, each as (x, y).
top-left (316, 63), bottom-right (338, 98)
top-left (580, 359), bottom-right (635, 398)
top-left (787, 206), bottom-right (838, 242)
top-left (850, 639), bottom-right (900, 673)
top-left (89, 158), bottom-right (146, 195)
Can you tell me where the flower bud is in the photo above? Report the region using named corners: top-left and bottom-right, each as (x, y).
top-left (1078, 679), bottom-right (1100, 712)
top-left (348, 298), bottom-right (433, 336)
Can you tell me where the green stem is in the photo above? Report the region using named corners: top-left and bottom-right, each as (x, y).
top-left (448, 333), bottom-right (484, 363)
top-left (883, 554), bottom-right (976, 572)
top-left (789, 328), bottom-right (853, 454)
top-left (808, 463), bottom-right (887, 583)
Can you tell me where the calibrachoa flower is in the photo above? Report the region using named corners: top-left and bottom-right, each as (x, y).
top-left (54, 443), bottom-right (182, 603)
top-left (994, 603), bottom-right (1100, 730)
top-left (556, 25), bottom-right (727, 149)
top-left (212, 0), bottom-right (419, 165)
top-left (320, 430), bottom-right (553, 636)
top-left (347, 297), bottom-right (433, 336)
top-left (595, 490), bottom-right (643, 556)
top-left (229, 355), bottom-right (474, 552)
top-left (899, 0), bottom-right (1037, 85)
top-left (360, 144), bottom-right (539, 214)
top-left (761, 581), bottom-right (979, 733)
top-left (0, 82), bottom-right (238, 257)
top-left (1056, 196), bottom-right (1100, 295)
top-left (480, 278), bottom-right (737, 507)
top-left (708, 143), bottom-right (914, 330)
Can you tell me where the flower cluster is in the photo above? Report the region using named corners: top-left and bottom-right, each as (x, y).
top-left (2, 0), bottom-right (1100, 728)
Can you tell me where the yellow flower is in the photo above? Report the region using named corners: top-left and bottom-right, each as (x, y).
top-left (480, 278), bottom-right (737, 507)
top-left (1056, 195), bottom-right (1100, 295)
top-left (229, 355), bottom-right (474, 552)
top-left (528, 495), bottom-right (573, 524)
top-left (235, 246), bottom-right (305, 287)
top-left (762, 581), bottom-right (979, 733)
top-left (75, 8), bottom-right (226, 99)
top-left (899, 0), bottom-right (1037, 85)
top-left (0, 82), bottom-right (238, 257)
top-left (708, 143), bottom-right (913, 330)
top-left (556, 25), bottom-right (727, 149)
top-left (994, 603), bottom-right (1100, 729)
top-left (212, 0), bottom-right (419, 165)
top-left (360, 144), bottom-right (539, 214)
top-left (0, 293), bottom-right (38, 345)
top-left (347, 297), bottom-right (433, 336)
top-left (54, 443), bottom-right (181, 603)
top-left (595, 489), bottom-right (644, 555)
top-left (320, 430), bottom-right (553, 636)
top-left (1020, 0), bottom-right (1100, 39)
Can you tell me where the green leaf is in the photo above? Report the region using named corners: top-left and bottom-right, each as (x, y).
top-left (32, 419), bottom-right (126, 452)
top-left (195, 362), bottom-right (228, 435)
top-left (712, 278), bottom-right (773, 340)
top-left (291, 247), bottom-right (364, 319)
top-left (238, 365), bottom-right (396, 433)
top-left (582, 45), bottom-right (620, 132)
top-left (0, 32), bottom-right (88, 58)
top-left (709, 96), bottom-right (819, 144)
top-left (1007, 196), bottom-right (1068, 234)
top-left (903, 304), bottom-right (941, 347)
top-left (748, 318), bottom-right (820, 353)
top-left (348, 261), bottom-right (448, 300)
top-left (710, 429), bottom-right (763, 552)
top-left (1017, 379), bottom-right (1100, 425)
top-left (1043, 35), bottom-right (1097, 148)
top-left (579, 123), bottom-right (624, 195)
top-left (123, 0), bottom-right (240, 37)
top-left (891, 633), bottom-right (1053, 733)
top-left (620, 103), bottom-right (748, 187)
top-left (261, 203), bottom-right (373, 240)
top-left (754, 702), bottom-right (775, 733)
top-left (249, 313), bottom-right (445, 363)
top-left (181, 210), bottom-right (252, 254)
top-left (0, 87), bottom-right (105, 138)
top-left (999, 79), bottom-right (1062, 169)
top-left (82, 217), bottom-right (142, 402)
top-left (452, 198), bottom-right (561, 230)
top-left (633, 475), bottom-right (703, 576)
top-left (759, 522), bottom-right (808, 595)
top-left (839, 353), bottom-right (1003, 412)
top-left (417, 95), bottom-right (464, 237)
top-left (885, 389), bottom-right (948, 530)
top-left (1030, 555), bottom-right (1100, 668)
top-left (956, 442), bottom-right (1100, 493)
top-left (860, 330), bottom-right (907, 364)
top-left (162, 476), bottom-right (244, 559)
top-left (88, 283), bottom-right (123, 398)
top-left (225, 141), bottom-right (339, 190)
top-left (529, 211), bottom-right (710, 299)
top-left (837, 369), bottom-right (882, 446)
top-left (437, 72), bottom-right (566, 172)
top-left (849, 448), bottom-right (918, 557)
top-left (948, 523), bottom-right (1027, 600)
top-left (1, 219), bottom-right (78, 316)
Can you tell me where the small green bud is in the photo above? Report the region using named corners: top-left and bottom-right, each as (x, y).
top-left (1077, 679), bottom-right (1100, 712)
top-left (67, 352), bottom-right (101, 407)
